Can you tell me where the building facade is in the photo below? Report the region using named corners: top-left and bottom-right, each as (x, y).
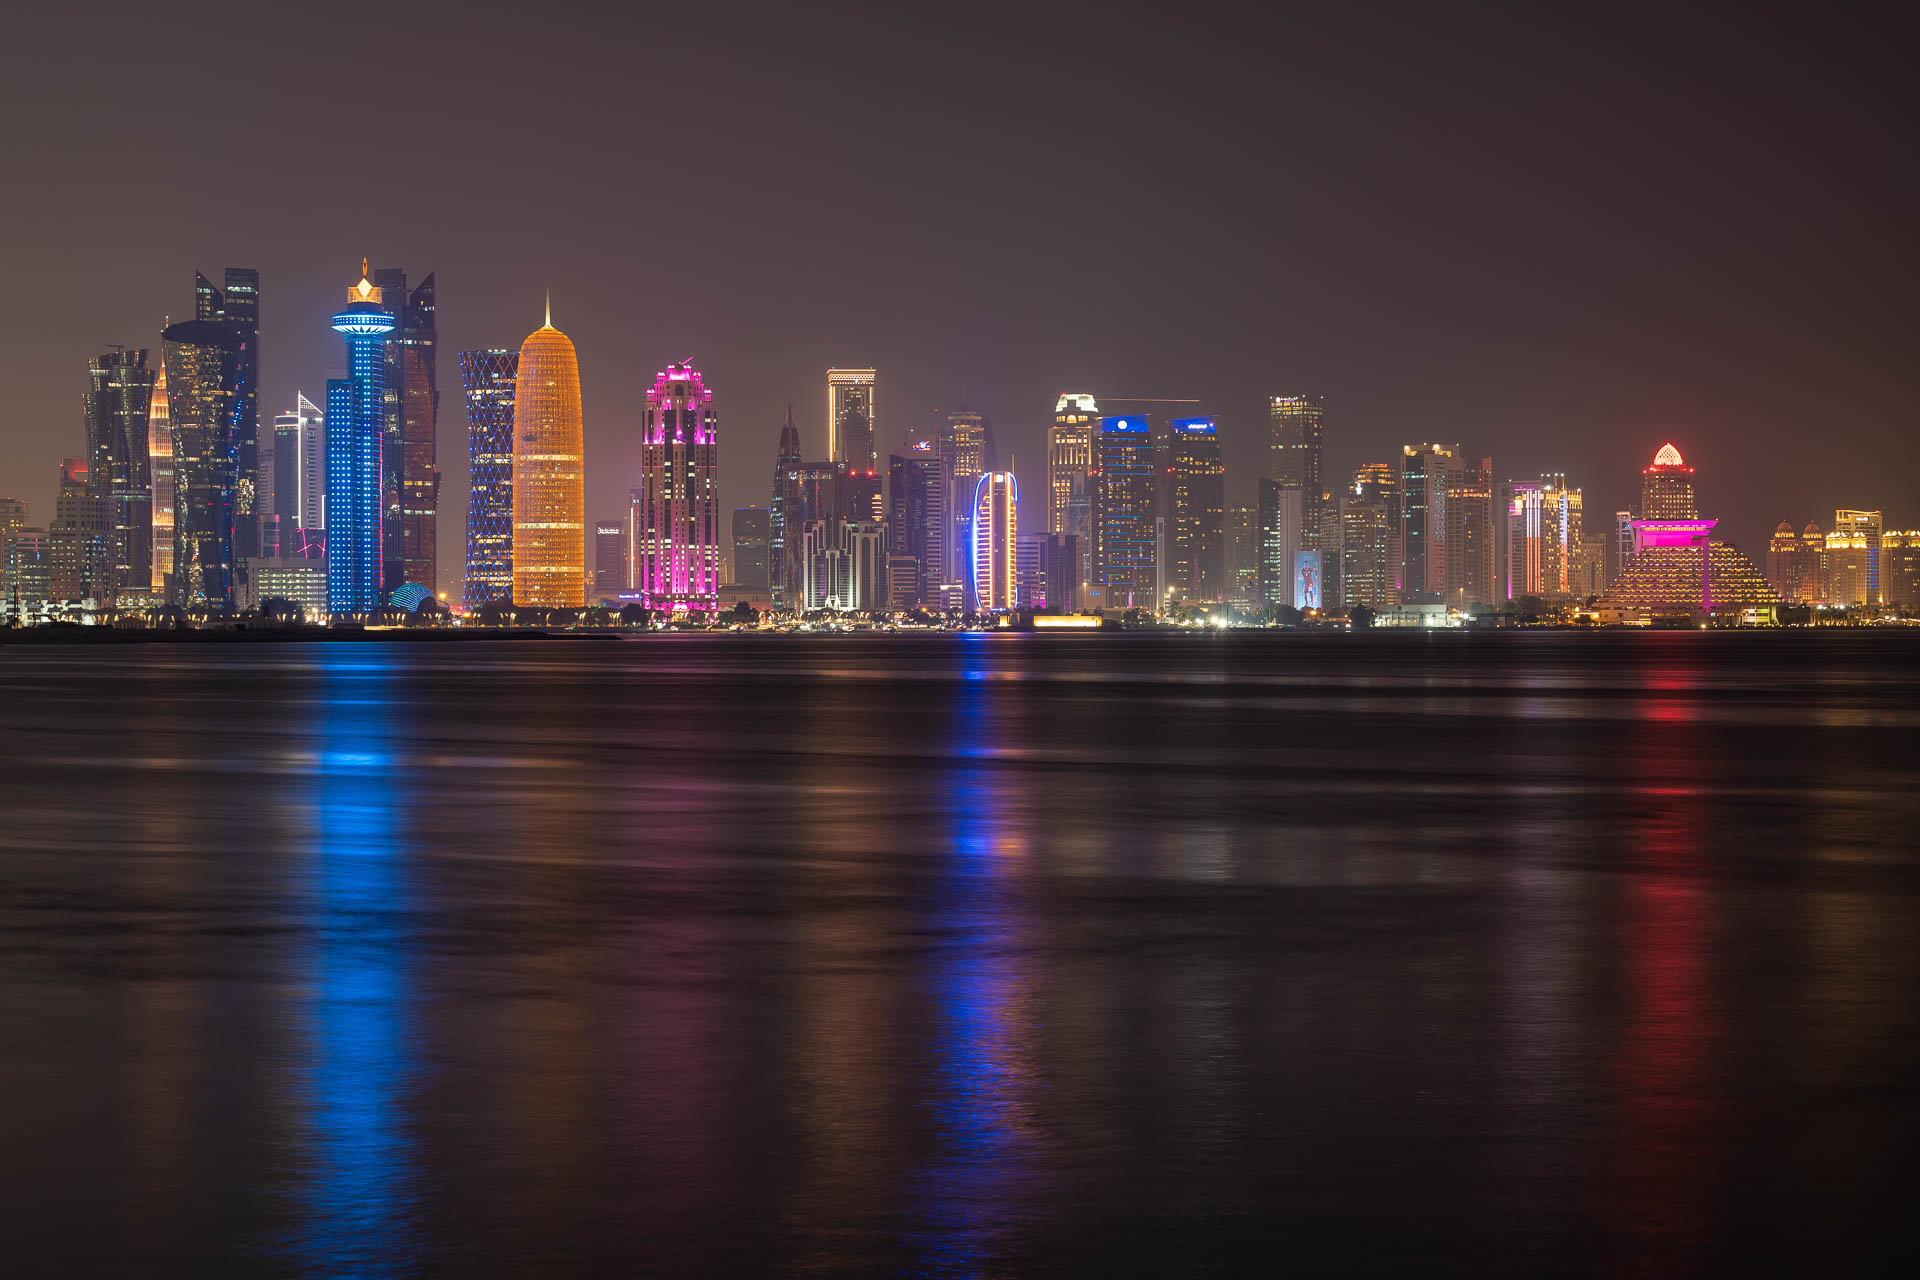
top-left (769, 410), bottom-right (804, 608)
top-left (511, 306), bottom-right (585, 609)
top-left (1094, 416), bottom-right (1157, 609)
top-left (147, 362), bottom-right (173, 591)
top-left (731, 507), bottom-right (771, 593)
top-left (1166, 417), bottom-right (1224, 602)
top-left (372, 268), bottom-right (438, 595)
top-left (1269, 395), bottom-right (1325, 553)
top-left (972, 472), bottom-right (1018, 612)
top-left (162, 317), bottom-right (245, 608)
top-left (83, 347), bottom-right (157, 601)
top-left (827, 368), bottom-right (876, 471)
top-left (632, 362), bottom-right (719, 613)
top-left (325, 271), bottom-right (396, 614)
top-left (458, 349), bottom-right (516, 609)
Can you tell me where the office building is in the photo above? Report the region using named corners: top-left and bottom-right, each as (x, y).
top-left (8, 526), bottom-right (50, 610)
top-left (972, 471), bottom-right (1018, 612)
top-left (1269, 395), bottom-right (1325, 550)
top-left (193, 270), bottom-right (260, 571)
top-left (632, 362), bottom-right (720, 613)
top-left (593, 518), bottom-right (627, 599)
top-left (1397, 443), bottom-right (1453, 602)
top-left (163, 314), bottom-right (245, 607)
top-left (1026, 532), bottom-right (1080, 611)
top-left (1166, 417), bottom-right (1224, 602)
top-left (1444, 454), bottom-right (1498, 607)
top-left (1831, 509), bottom-right (1883, 604)
top-left (83, 347), bottom-right (156, 600)
top-left (944, 409), bottom-right (990, 604)
top-left (1880, 530), bottom-right (1920, 611)
top-left (1342, 468), bottom-right (1398, 609)
top-left (770, 409), bottom-right (804, 608)
top-left (1507, 482), bottom-right (1543, 599)
top-left (1094, 416), bottom-right (1157, 609)
top-left (888, 448), bottom-right (947, 608)
top-left (1226, 504), bottom-right (1259, 606)
top-left (49, 458), bottom-right (105, 602)
top-left (0, 498), bottom-right (24, 605)
top-left (324, 268), bottom-right (395, 614)
top-left (827, 368), bottom-right (876, 471)
top-left (1537, 473), bottom-right (1585, 598)
top-left (148, 362), bottom-right (174, 591)
top-left (1048, 395), bottom-right (1096, 582)
top-left (368, 268), bottom-right (438, 594)
top-left (1257, 480), bottom-right (1305, 609)
top-left (459, 349), bottom-right (517, 609)
top-left (841, 520), bottom-right (888, 611)
top-left (731, 507), bottom-right (771, 593)
top-left (241, 556), bottom-right (329, 617)
top-left (271, 393), bottom-right (326, 558)
top-left (511, 302), bottom-right (585, 608)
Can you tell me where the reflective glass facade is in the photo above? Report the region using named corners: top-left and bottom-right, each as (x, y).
top-left (459, 349), bottom-right (517, 608)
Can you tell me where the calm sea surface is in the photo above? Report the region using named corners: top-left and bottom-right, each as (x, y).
top-left (3, 632), bottom-right (1919, 1277)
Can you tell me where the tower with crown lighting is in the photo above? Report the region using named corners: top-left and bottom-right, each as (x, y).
top-left (327, 262), bottom-right (396, 614)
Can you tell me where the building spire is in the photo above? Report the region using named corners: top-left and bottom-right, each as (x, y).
top-left (545, 290), bottom-right (552, 329)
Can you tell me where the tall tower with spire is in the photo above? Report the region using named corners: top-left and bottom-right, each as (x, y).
top-left (511, 300), bottom-right (585, 608)
top-left (327, 262), bottom-right (396, 614)
top-left (770, 408), bottom-right (803, 608)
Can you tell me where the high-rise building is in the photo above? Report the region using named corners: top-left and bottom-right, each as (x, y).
top-left (1831, 509), bottom-right (1883, 604)
top-left (83, 348), bottom-right (156, 600)
top-left (1257, 480), bottom-right (1304, 609)
top-left (1397, 444), bottom-right (1455, 602)
top-left (633, 362), bottom-right (720, 613)
top-left (827, 368), bottom-right (876, 471)
top-left (511, 303), bottom-right (585, 608)
top-left (945, 409), bottom-right (989, 605)
top-left (1094, 416), bottom-right (1157, 609)
top-left (49, 458), bottom-right (105, 602)
top-left (1342, 466), bottom-right (1399, 609)
top-left (1600, 445), bottom-right (1778, 616)
top-left (592, 519), bottom-right (626, 599)
top-left (1507, 482), bottom-right (1544, 600)
top-left (272, 393), bottom-right (326, 558)
top-left (1641, 443), bottom-right (1697, 519)
top-left (459, 350), bottom-right (517, 609)
top-left (371, 269), bottom-right (438, 594)
top-left (888, 449), bottom-right (946, 608)
top-left (731, 507), bottom-right (771, 593)
top-left (1269, 395), bottom-right (1325, 548)
top-left (1166, 417), bottom-right (1224, 602)
top-left (1048, 394), bottom-right (1097, 593)
top-left (1879, 530), bottom-right (1920, 611)
top-left (1535, 473), bottom-right (1585, 598)
top-left (972, 472), bottom-right (1018, 612)
top-left (163, 315), bottom-right (245, 608)
top-left (1444, 455), bottom-right (1498, 607)
top-left (193, 270), bottom-right (260, 574)
top-left (770, 410), bottom-right (804, 608)
top-left (1766, 520), bottom-right (1822, 603)
top-left (326, 268), bottom-right (396, 614)
top-left (0, 498), bottom-right (24, 606)
top-left (841, 521), bottom-right (888, 611)
top-left (148, 362), bottom-right (174, 591)
top-left (8, 526), bottom-right (50, 610)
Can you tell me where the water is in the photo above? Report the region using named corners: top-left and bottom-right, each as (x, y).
top-left (3, 631), bottom-right (1918, 1277)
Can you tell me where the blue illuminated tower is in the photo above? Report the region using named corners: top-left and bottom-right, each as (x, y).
top-left (327, 265), bottom-right (396, 614)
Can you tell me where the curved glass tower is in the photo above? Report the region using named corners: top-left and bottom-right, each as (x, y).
top-left (972, 471), bottom-right (1018, 612)
top-left (327, 268), bottom-right (396, 615)
top-left (511, 305), bottom-right (584, 608)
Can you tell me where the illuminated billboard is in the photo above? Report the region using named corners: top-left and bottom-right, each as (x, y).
top-left (1292, 550), bottom-right (1322, 610)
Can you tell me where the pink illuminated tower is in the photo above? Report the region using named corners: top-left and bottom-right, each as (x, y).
top-left (631, 361), bottom-right (720, 613)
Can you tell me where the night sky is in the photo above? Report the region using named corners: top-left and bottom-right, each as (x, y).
top-left (4, 2), bottom-right (1914, 587)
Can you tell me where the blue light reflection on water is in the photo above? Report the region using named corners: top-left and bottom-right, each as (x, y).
top-left (910, 637), bottom-right (1047, 1276)
top-left (277, 646), bottom-right (423, 1278)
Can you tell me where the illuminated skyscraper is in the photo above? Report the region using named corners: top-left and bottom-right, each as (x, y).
top-left (1048, 393), bottom-right (1096, 589)
top-left (1269, 395), bottom-right (1325, 547)
top-left (1397, 443), bottom-right (1453, 602)
top-left (1600, 445), bottom-right (1777, 615)
top-left (271, 393), bottom-right (325, 558)
top-left (1257, 480), bottom-right (1304, 609)
top-left (326, 268), bottom-right (396, 614)
top-left (49, 458), bottom-right (105, 601)
top-left (192, 270), bottom-right (260, 573)
top-left (888, 448), bottom-right (946, 608)
top-left (1536, 473), bottom-right (1585, 597)
top-left (511, 303), bottom-right (585, 608)
top-left (83, 347), bottom-right (156, 600)
top-left (1166, 417), bottom-right (1224, 601)
top-left (1831, 509), bottom-right (1883, 604)
top-left (1880, 530), bottom-right (1920, 611)
top-left (594, 518), bottom-right (627, 599)
top-left (148, 362), bottom-right (173, 591)
top-left (770, 410), bottom-right (803, 608)
top-left (1507, 482), bottom-right (1544, 599)
top-left (162, 316), bottom-right (245, 607)
top-left (1094, 416), bottom-right (1157, 609)
top-left (373, 269), bottom-right (438, 594)
top-left (0, 498), bottom-right (24, 607)
top-left (1226, 503), bottom-right (1259, 605)
top-left (827, 368), bottom-right (876, 470)
top-left (1765, 520), bottom-right (1822, 603)
top-left (1641, 443), bottom-right (1697, 519)
top-left (1444, 454), bottom-right (1498, 607)
top-left (945, 409), bottom-right (989, 604)
top-left (1343, 466), bottom-right (1398, 609)
top-left (972, 471), bottom-right (1018, 612)
top-left (633, 362), bottom-right (720, 612)
top-left (459, 349), bottom-right (517, 609)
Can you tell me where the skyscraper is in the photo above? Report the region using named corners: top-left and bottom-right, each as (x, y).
top-left (770, 410), bottom-right (804, 608)
top-left (83, 348), bottom-right (156, 600)
top-left (1048, 393), bottom-right (1096, 590)
top-left (1398, 443), bottom-right (1461, 603)
top-left (946, 409), bottom-right (989, 605)
top-left (1832, 509), bottom-right (1883, 604)
top-left (459, 350), bottom-right (516, 609)
top-left (1444, 454), bottom-right (1498, 608)
top-left (1507, 482), bottom-right (1544, 599)
top-left (594, 518), bottom-right (627, 599)
top-left (1600, 445), bottom-right (1778, 616)
top-left (1166, 417), bottom-right (1224, 602)
top-left (1342, 466), bottom-right (1399, 609)
top-left (633, 362), bottom-right (720, 612)
top-left (1094, 416), bottom-right (1157, 609)
top-left (373, 269), bottom-right (438, 594)
top-left (1641, 443), bottom-right (1697, 519)
top-left (1257, 480), bottom-right (1304, 609)
top-left (194, 270), bottom-right (260, 573)
top-left (888, 448), bottom-right (947, 608)
top-left (0, 498), bottom-right (24, 607)
top-left (162, 316), bottom-right (245, 608)
top-left (730, 507), bottom-right (771, 593)
top-left (972, 471), bottom-right (1018, 612)
top-left (271, 393), bottom-right (326, 557)
top-left (1269, 395), bottom-right (1325, 548)
top-left (49, 458), bottom-right (104, 601)
top-left (148, 362), bottom-right (173, 591)
top-left (511, 303), bottom-right (585, 609)
top-left (326, 268), bottom-right (396, 615)
top-left (1538, 473), bottom-right (1585, 597)
top-left (827, 368), bottom-right (876, 471)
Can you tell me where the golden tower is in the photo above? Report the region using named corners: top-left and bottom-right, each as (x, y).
top-left (511, 300), bottom-right (585, 608)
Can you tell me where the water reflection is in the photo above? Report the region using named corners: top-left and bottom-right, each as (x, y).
top-left (910, 638), bottom-right (1050, 1275)
top-left (279, 648), bottom-right (423, 1277)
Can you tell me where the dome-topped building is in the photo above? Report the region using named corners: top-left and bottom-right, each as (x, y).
top-left (512, 299), bottom-right (585, 608)
top-left (1601, 444), bottom-right (1777, 617)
